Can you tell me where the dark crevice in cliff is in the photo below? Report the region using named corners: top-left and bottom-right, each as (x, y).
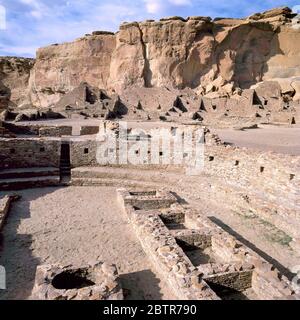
top-left (137, 24), bottom-right (152, 88)
top-left (211, 25), bottom-right (222, 80)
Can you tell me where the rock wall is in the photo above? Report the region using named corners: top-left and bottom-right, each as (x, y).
top-left (108, 17), bottom-right (278, 92)
top-left (0, 57), bottom-right (34, 110)
top-left (29, 33), bottom-right (115, 108)
top-left (2, 7), bottom-right (300, 111)
top-left (25, 7), bottom-right (300, 108)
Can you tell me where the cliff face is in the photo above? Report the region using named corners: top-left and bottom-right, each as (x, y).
top-left (0, 57), bottom-right (34, 110)
top-left (30, 33), bottom-right (115, 108)
top-left (109, 18), bottom-right (277, 92)
top-left (108, 7), bottom-right (300, 94)
top-left (2, 7), bottom-right (300, 110)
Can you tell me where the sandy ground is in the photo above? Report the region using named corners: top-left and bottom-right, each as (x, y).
top-left (215, 125), bottom-right (300, 155)
top-left (0, 186), bottom-right (175, 300)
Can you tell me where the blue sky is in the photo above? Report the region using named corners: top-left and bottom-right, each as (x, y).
top-left (0, 0), bottom-right (299, 57)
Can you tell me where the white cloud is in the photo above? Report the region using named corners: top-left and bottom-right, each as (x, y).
top-left (19, 0), bottom-right (47, 19)
top-left (30, 10), bottom-right (43, 18)
top-left (144, 0), bottom-right (192, 14)
top-left (169, 0), bottom-right (191, 5)
top-left (144, 0), bottom-right (164, 14)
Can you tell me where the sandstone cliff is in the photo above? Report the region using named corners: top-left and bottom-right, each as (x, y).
top-left (30, 32), bottom-right (115, 108)
top-left (2, 7), bottom-right (300, 112)
top-left (0, 57), bottom-right (34, 110)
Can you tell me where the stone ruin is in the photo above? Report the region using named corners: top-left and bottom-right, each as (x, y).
top-left (31, 262), bottom-right (123, 300)
top-left (0, 117), bottom-right (299, 299)
top-left (0, 6), bottom-right (299, 301)
top-left (0, 194), bottom-right (20, 232)
top-left (117, 189), bottom-right (299, 300)
top-left (0, 83), bottom-right (127, 122)
top-left (1, 81), bottom-right (299, 127)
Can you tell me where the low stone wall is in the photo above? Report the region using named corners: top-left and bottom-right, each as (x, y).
top-left (2, 122), bottom-right (39, 135)
top-left (204, 145), bottom-right (300, 240)
top-left (31, 262), bottom-right (123, 300)
top-left (2, 122), bottom-right (72, 137)
top-left (0, 195), bottom-right (19, 231)
top-left (204, 271), bottom-right (253, 293)
top-left (174, 231), bottom-right (212, 250)
top-left (0, 138), bottom-right (61, 169)
top-left (80, 126), bottom-right (99, 136)
top-left (204, 145), bottom-right (299, 201)
top-left (118, 189), bottom-right (220, 300)
top-left (186, 208), bottom-right (298, 299)
top-left (117, 188), bottom-right (298, 300)
top-left (39, 126), bottom-right (72, 137)
top-left (121, 190), bottom-right (177, 210)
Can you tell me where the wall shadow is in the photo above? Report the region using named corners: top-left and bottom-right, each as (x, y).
top-left (119, 269), bottom-right (164, 300)
top-left (209, 216), bottom-right (294, 280)
top-left (170, 191), bottom-right (188, 205)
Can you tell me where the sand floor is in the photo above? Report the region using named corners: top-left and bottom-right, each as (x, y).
top-left (216, 125), bottom-right (300, 155)
top-left (0, 186), bottom-right (175, 300)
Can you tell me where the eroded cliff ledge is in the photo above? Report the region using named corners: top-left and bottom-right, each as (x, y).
top-left (1, 7), bottom-right (300, 111)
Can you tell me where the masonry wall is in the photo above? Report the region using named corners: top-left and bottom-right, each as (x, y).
top-left (69, 138), bottom-right (183, 170)
top-left (70, 140), bottom-right (98, 167)
top-left (1, 130), bottom-right (298, 242)
top-left (204, 145), bottom-right (300, 239)
top-left (0, 138), bottom-right (61, 169)
top-left (80, 126), bottom-right (100, 136)
top-left (3, 122), bottom-right (72, 137)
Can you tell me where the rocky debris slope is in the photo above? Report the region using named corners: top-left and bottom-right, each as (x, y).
top-left (52, 82), bottom-right (127, 119)
top-left (0, 82), bottom-right (127, 122)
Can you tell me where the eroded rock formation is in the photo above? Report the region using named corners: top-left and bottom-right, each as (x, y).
top-left (30, 33), bottom-right (115, 108)
top-left (0, 57), bottom-right (34, 110)
top-left (1, 7), bottom-right (300, 124)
